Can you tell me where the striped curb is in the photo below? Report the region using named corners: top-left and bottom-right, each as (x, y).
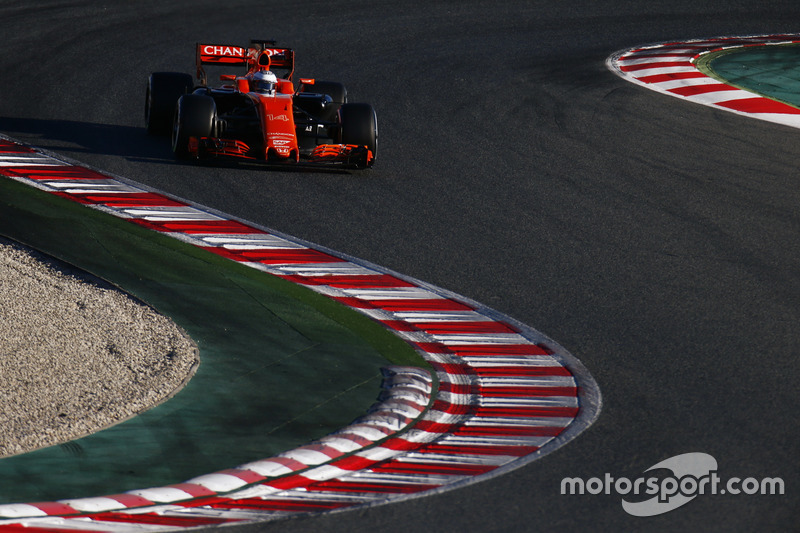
top-left (0, 137), bottom-right (600, 531)
top-left (607, 33), bottom-right (800, 129)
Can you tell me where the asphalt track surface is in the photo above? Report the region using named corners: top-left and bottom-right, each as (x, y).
top-left (0, 1), bottom-right (798, 532)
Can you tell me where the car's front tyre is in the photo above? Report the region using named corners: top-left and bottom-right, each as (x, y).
top-left (172, 94), bottom-right (217, 159)
top-left (338, 103), bottom-right (377, 167)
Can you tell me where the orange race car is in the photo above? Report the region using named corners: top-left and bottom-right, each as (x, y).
top-left (145, 40), bottom-right (377, 169)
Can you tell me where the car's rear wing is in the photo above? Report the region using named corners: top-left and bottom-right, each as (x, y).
top-left (195, 40), bottom-right (295, 84)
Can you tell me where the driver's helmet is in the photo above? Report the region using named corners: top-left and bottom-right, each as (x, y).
top-left (251, 70), bottom-right (278, 94)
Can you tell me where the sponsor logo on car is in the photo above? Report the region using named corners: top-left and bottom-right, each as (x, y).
top-left (201, 45), bottom-right (246, 58)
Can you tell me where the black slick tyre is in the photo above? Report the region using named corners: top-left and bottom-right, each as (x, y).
top-left (338, 103), bottom-right (377, 166)
top-left (172, 94), bottom-right (216, 160)
top-left (300, 80), bottom-right (347, 121)
top-left (145, 72), bottom-right (193, 135)
top-left (300, 80), bottom-right (347, 105)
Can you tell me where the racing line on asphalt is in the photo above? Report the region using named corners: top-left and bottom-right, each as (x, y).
top-left (1, 32), bottom-right (797, 531)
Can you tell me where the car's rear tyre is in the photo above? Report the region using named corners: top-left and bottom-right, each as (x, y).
top-left (146, 72), bottom-right (193, 135)
top-left (300, 80), bottom-right (347, 104)
top-left (172, 94), bottom-right (216, 159)
top-left (339, 103), bottom-right (377, 167)
top-left (300, 80), bottom-right (347, 121)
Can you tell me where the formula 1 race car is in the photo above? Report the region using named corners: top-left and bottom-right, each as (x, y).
top-left (145, 40), bottom-right (377, 169)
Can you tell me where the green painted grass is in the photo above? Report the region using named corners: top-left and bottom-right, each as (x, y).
top-left (696, 43), bottom-right (800, 109)
top-left (0, 176), bottom-right (427, 503)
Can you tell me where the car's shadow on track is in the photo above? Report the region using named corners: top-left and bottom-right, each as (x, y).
top-left (0, 116), bottom-right (173, 161)
top-left (0, 116), bottom-right (354, 175)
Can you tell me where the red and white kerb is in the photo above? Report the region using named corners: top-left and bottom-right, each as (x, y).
top-left (0, 138), bottom-right (598, 531)
top-left (608, 33), bottom-right (800, 128)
